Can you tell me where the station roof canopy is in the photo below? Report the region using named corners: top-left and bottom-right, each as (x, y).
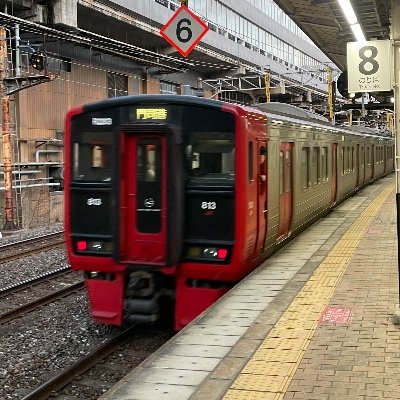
top-left (272, 0), bottom-right (391, 71)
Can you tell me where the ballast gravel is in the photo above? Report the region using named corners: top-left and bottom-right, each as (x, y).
top-left (0, 224), bottom-right (117, 399)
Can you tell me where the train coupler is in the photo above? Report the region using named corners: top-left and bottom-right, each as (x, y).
top-left (124, 271), bottom-right (174, 325)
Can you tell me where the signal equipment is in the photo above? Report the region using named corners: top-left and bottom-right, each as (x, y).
top-left (29, 51), bottom-right (46, 71)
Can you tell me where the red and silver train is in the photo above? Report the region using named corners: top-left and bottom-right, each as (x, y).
top-left (64, 95), bottom-right (394, 331)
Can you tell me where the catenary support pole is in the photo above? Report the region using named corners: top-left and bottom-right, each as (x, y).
top-left (0, 26), bottom-right (16, 230)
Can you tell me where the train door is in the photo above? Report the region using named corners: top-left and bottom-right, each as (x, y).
top-left (277, 143), bottom-right (293, 240)
top-left (118, 126), bottom-right (183, 267)
top-left (331, 143), bottom-right (338, 205)
top-left (256, 142), bottom-right (267, 251)
top-left (119, 134), bottom-right (168, 265)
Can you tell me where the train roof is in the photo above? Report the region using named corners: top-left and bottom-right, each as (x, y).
top-left (81, 94), bottom-right (227, 113)
top-left (253, 102), bottom-right (394, 140)
top-left (73, 95), bottom-right (393, 141)
top-left (254, 102), bottom-right (329, 123)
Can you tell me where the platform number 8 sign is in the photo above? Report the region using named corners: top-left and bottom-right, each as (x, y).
top-left (347, 40), bottom-right (392, 93)
top-left (160, 5), bottom-right (209, 57)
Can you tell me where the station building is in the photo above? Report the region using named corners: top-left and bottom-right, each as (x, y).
top-left (0, 0), bottom-right (337, 228)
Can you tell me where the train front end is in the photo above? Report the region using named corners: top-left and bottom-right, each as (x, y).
top-left (65, 96), bottom-right (252, 330)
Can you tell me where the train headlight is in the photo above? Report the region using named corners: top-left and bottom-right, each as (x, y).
top-left (75, 240), bottom-right (113, 255)
top-left (203, 247), bottom-right (218, 258)
top-left (185, 246), bottom-right (229, 262)
top-left (203, 247), bottom-right (229, 260)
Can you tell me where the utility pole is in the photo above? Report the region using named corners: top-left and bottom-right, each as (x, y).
top-left (264, 71), bottom-right (271, 103)
top-left (0, 26), bottom-right (16, 230)
top-left (327, 66), bottom-right (334, 123)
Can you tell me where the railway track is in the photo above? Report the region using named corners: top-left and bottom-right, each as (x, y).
top-left (0, 232), bottom-right (84, 324)
top-left (0, 229), bottom-right (172, 400)
top-left (0, 231), bottom-right (65, 264)
top-left (21, 325), bottom-right (172, 400)
top-left (0, 272), bottom-right (84, 323)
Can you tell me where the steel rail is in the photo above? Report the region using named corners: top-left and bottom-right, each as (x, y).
top-left (21, 326), bottom-right (139, 400)
top-left (0, 281), bottom-right (84, 324)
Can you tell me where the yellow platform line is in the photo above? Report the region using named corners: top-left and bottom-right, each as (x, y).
top-left (223, 182), bottom-right (395, 400)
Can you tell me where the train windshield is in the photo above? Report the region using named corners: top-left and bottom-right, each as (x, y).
top-left (185, 131), bottom-right (235, 184)
top-left (72, 131), bottom-right (113, 182)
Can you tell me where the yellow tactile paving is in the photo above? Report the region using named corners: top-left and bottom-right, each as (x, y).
top-left (222, 182), bottom-right (395, 400)
top-left (231, 373), bottom-right (291, 392)
top-left (243, 360), bottom-right (299, 376)
top-left (224, 390), bottom-right (279, 400)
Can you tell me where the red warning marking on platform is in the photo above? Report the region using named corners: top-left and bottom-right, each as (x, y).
top-left (319, 306), bottom-right (353, 325)
top-left (367, 226), bottom-right (384, 234)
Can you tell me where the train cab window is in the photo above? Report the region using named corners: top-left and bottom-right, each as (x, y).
top-left (72, 132), bottom-right (113, 182)
top-left (185, 131), bottom-right (235, 185)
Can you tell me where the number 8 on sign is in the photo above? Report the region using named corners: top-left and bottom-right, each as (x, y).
top-left (347, 40), bottom-right (392, 93)
top-left (160, 5), bottom-right (209, 57)
top-left (358, 46), bottom-right (379, 76)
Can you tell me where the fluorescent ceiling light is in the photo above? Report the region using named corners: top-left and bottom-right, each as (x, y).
top-left (338, 0), bottom-right (358, 25)
top-left (338, 0), bottom-right (366, 42)
top-left (351, 23), bottom-right (366, 42)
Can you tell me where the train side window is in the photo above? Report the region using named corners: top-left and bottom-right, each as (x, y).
top-left (279, 151), bottom-right (283, 194)
top-left (285, 150), bottom-right (291, 192)
top-left (260, 146), bottom-right (267, 183)
top-left (341, 147), bottom-right (345, 175)
top-left (248, 142), bottom-right (254, 182)
top-left (351, 147), bottom-right (354, 171)
top-left (321, 147), bottom-right (328, 182)
top-left (312, 147), bottom-right (320, 185)
top-left (301, 147), bottom-right (310, 189)
top-left (361, 147), bottom-right (364, 167)
top-left (366, 147), bottom-right (370, 166)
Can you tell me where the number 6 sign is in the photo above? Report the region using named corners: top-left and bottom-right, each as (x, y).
top-left (160, 5), bottom-right (209, 57)
top-left (347, 40), bottom-right (393, 93)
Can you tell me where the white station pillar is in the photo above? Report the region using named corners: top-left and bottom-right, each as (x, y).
top-left (392, 0), bottom-right (400, 323)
